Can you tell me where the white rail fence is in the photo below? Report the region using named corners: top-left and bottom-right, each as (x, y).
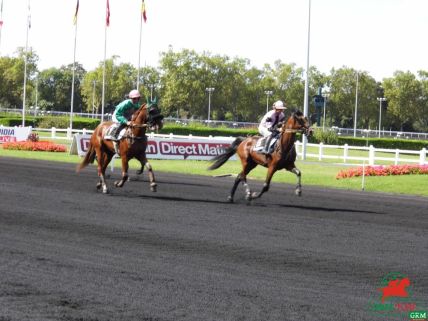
top-left (295, 142), bottom-right (427, 166)
top-left (33, 127), bottom-right (428, 166)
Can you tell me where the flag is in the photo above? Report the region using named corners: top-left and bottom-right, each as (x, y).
top-left (73, 0), bottom-right (79, 25)
top-left (141, 0), bottom-right (147, 23)
top-left (106, 0), bottom-right (110, 26)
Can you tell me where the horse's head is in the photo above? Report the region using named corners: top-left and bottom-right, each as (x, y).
top-left (146, 97), bottom-right (164, 131)
top-left (284, 110), bottom-right (313, 137)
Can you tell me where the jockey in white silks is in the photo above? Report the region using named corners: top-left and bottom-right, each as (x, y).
top-left (257, 100), bottom-right (287, 154)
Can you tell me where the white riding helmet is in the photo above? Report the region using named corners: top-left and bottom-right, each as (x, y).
top-left (129, 89), bottom-right (141, 99)
top-left (273, 100), bottom-right (286, 110)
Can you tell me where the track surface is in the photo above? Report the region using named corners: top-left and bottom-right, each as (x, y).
top-left (0, 156), bottom-right (427, 321)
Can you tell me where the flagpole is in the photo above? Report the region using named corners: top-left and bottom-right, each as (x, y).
top-left (0, 0), bottom-right (3, 53)
top-left (70, 19), bottom-right (78, 132)
top-left (137, 10), bottom-right (143, 89)
top-left (102, 0), bottom-right (109, 122)
top-left (101, 24), bottom-right (107, 122)
top-left (22, 0), bottom-right (31, 127)
top-left (302, 0), bottom-right (311, 160)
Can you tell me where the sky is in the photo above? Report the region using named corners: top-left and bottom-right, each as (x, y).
top-left (0, 0), bottom-right (427, 82)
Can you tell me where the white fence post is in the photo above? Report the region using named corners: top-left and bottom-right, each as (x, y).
top-left (395, 149), bottom-right (400, 165)
top-left (369, 145), bottom-right (375, 165)
top-left (343, 144), bottom-right (349, 163)
top-left (420, 148), bottom-right (426, 165)
top-left (318, 142), bottom-right (324, 161)
top-left (66, 127), bottom-right (72, 139)
top-left (51, 127), bottom-right (56, 139)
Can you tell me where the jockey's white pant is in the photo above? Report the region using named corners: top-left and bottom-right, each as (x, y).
top-left (259, 127), bottom-right (271, 137)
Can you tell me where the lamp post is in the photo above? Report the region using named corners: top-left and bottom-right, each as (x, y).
top-left (148, 84), bottom-right (156, 100)
top-left (377, 97), bottom-right (386, 138)
top-left (354, 71), bottom-right (359, 137)
top-left (264, 90), bottom-right (273, 113)
top-left (206, 87), bottom-right (215, 121)
top-left (321, 90), bottom-right (329, 132)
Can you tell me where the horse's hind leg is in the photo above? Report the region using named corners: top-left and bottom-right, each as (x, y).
top-left (228, 174), bottom-right (242, 203)
top-left (251, 166), bottom-right (277, 200)
top-left (114, 156), bottom-right (129, 188)
top-left (96, 150), bottom-right (111, 194)
top-left (228, 161), bottom-right (257, 203)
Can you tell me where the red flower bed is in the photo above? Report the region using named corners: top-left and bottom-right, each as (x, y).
top-left (336, 164), bottom-right (428, 179)
top-left (2, 141), bottom-right (67, 152)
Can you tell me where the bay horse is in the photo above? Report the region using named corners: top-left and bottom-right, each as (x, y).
top-left (76, 103), bottom-right (164, 194)
top-left (208, 110), bottom-right (312, 202)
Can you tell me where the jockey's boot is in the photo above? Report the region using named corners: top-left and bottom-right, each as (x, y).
top-left (262, 135), bottom-right (273, 154)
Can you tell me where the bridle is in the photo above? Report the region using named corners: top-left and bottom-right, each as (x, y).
top-left (126, 105), bottom-right (163, 141)
top-left (280, 114), bottom-right (311, 136)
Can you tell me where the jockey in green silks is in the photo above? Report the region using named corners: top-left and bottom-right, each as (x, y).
top-left (105, 89), bottom-right (141, 153)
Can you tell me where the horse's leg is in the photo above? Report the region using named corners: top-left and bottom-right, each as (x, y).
top-left (96, 149), bottom-right (110, 194)
top-left (251, 166), bottom-right (277, 200)
top-left (114, 156), bottom-right (129, 188)
top-left (287, 163), bottom-right (302, 196)
top-left (136, 155), bottom-right (157, 192)
top-left (228, 161), bottom-right (257, 203)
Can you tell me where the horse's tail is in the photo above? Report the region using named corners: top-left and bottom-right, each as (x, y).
top-left (76, 142), bottom-right (96, 173)
top-left (208, 137), bottom-right (244, 170)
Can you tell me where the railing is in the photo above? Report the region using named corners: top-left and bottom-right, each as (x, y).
top-left (31, 126), bottom-right (428, 166)
top-left (295, 141), bottom-right (428, 165)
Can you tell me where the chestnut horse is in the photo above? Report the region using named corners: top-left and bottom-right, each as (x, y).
top-left (77, 103), bottom-right (164, 194)
top-left (208, 110), bottom-right (312, 202)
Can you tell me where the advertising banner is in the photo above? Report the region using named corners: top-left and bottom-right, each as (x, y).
top-left (70, 134), bottom-right (237, 161)
top-left (0, 126), bottom-right (31, 143)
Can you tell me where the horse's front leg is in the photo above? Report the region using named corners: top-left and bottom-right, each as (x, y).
top-left (114, 156), bottom-right (129, 188)
top-left (290, 166), bottom-right (302, 196)
top-left (136, 155), bottom-right (157, 192)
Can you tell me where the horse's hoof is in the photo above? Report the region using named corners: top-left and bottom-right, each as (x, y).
top-left (102, 188), bottom-right (109, 194)
top-left (114, 180), bottom-right (120, 187)
top-left (150, 183), bottom-right (157, 192)
top-left (245, 194), bottom-right (252, 201)
top-left (96, 183), bottom-right (102, 190)
top-left (251, 192), bottom-right (259, 199)
top-left (295, 189), bottom-right (302, 197)
top-left (227, 196), bottom-right (234, 203)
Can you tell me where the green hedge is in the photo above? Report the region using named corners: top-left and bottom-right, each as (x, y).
top-left (337, 137), bottom-right (428, 150)
top-left (158, 124), bottom-right (258, 137)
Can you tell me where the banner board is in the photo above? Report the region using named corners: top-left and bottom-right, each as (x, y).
top-left (70, 134), bottom-right (237, 160)
top-left (0, 126), bottom-right (32, 143)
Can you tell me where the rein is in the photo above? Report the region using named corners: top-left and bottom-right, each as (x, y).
top-left (282, 128), bottom-right (305, 134)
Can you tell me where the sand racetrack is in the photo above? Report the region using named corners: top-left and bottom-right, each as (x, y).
top-left (0, 156), bottom-right (427, 321)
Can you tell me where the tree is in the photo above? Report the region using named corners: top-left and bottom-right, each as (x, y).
top-left (383, 71), bottom-right (423, 131)
top-left (37, 63), bottom-right (86, 112)
top-left (0, 48), bottom-right (38, 109)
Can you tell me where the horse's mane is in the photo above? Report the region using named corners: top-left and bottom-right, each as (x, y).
top-left (292, 110), bottom-right (304, 118)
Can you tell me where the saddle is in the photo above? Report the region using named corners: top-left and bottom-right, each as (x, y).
top-left (253, 135), bottom-right (279, 154)
top-left (104, 124), bottom-right (127, 141)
